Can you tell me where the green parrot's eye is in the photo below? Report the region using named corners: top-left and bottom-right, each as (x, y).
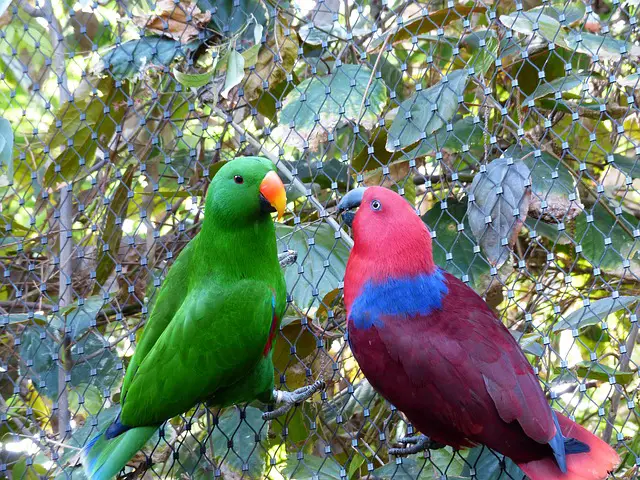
top-left (234, 175), bottom-right (244, 184)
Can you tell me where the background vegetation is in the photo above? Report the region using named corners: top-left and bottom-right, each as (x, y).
top-left (1, 0), bottom-right (639, 478)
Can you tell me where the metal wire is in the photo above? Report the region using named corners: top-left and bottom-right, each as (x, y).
top-left (0, 0), bottom-right (639, 478)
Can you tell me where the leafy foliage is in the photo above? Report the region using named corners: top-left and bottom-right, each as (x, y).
top-left (1, 0), bottom-right (639, 477)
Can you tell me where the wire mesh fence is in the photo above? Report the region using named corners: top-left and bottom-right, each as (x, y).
top-left (1, 0), bottom-right (639, 478)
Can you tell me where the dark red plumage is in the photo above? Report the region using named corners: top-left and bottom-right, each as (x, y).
top-left (342, 186), bottom-right (619, 480)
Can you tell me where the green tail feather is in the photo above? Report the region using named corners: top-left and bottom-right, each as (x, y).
top-left (81, 426), bottom-right (157, 480)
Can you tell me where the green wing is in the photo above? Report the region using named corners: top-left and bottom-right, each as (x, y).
top-left (119, 279), bottom-right (276, 427)
top-left (121, 238), bottom-right (195, 398)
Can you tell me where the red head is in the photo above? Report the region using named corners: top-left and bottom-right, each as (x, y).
top-left (338, 186), bottom-right (437, 309)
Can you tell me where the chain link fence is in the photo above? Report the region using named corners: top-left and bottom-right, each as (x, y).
top-left (1, 0), bottom-right (639, 478)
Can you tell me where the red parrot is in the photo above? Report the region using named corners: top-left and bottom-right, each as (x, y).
top-left (338, 186), bottom-right (620, 480)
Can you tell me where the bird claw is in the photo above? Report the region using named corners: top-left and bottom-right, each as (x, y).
top-left (389, 434), bottom-right (444, 456)
top-left (262, 380), bottom-right (325, 420)
top-left (278, 250), bottom-right (298, 269)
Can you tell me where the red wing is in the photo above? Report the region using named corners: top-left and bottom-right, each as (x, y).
top-left (370, 272), bottom-right (555, 447)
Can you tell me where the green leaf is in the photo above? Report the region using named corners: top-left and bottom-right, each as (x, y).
top-left (573, 360), bottom-right (635, 385)
top-left (274, 65), bottom-right (388, 152)
top-left (272, 317), bottom-right (317, 385)
top-left (574, 203), bottom-right (639, 269)
top-left (467, 157), bottom-right (531, 267)
top-left (242, 44), bottom-right (261, 68)
top-left (499, 12), bottom-right (566, 46)
top-left (206, 0), bottom-right (267, 40)
top-left (371, 458), bottom-right (430, 479)
top-left (68, 384), bottom-right (105, 415)
top-left (510, 330), bottom-right (545, 357)
top-left (369, 5), bottom-right (487, 51)
top-left (525, 217), bottom-right (571, 244)
top-left (386, 69), bottom-right (468, 151)
top-left (462, 446), bottom-right (524, 480)
top-left (565, 31), bottom-right (640, 61)
top-left (63, 296), bottom-right (106, 339)
top-left (19, 326), bottom-right (120, 398)
top-left (222, 50), bottom-right (245, 98)
top-left (468, 34), bottom-right (499, 76)
top-left (276, 223), bottom-right (350, 308)
top-left (0, 117), bottom-right (13, 187)
top-left (1, 312), bottom-right (49, 326)
top-left (299, 22), bottom-right (348, 45)
top-left (407, 116), bottom-right (484, 159)
top-left (97, 37), bottom-right (185, 79)
top-left (11, 458), bottom-right (48, 480)
top-left (93, 165), bottom-right (135, 293)
top-left (323, 380), bottom-right (377, 426)
top-left (173, 65), bottom-right (216, 88)
top-left (44, 78), bottom-right (127, 186)
top-left (553, 296), bottom-right (638, 332)
top-left (609, 154), bottom-right (640, 178)
top-left (422, 198), bottom-right (490, 288)
top-left (213, 406), bottom-right (267, 478)
top-left (281, 455), bottom-right (342, 479)
top-left (618, 73), bottom-right (639, 87)
top-left (526, 1), bottom-right (586, 25)
top-left (524, 73), bottom-right (590, 104)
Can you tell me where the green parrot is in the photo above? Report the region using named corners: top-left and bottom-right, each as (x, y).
top-left (81, 157), bottom-right (323, 479)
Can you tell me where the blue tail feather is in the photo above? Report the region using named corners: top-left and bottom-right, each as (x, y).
top-left (81, 423), bottom-right (157, 480)
top-left (548, 410), bottom-right (568, 473)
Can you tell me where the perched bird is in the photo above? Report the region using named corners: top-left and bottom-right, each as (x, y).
top-left (338, 186), bottom-right (620, 480)
top-left (82, 157), bottom-right (322, 480)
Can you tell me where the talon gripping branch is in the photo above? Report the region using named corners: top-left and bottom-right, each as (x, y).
top-left (338, 186), bottom-right (620, 480)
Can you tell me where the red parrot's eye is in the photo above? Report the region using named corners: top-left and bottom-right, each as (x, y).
top-left (371, 200), bottom-right (382, 211)
top-left (234, 175), bottom-right (244, 184)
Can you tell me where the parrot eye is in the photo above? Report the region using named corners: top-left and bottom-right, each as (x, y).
top-left (370, 200), bottom-right (382, 211)
top-left (234, 175), bottom-right (244, 184)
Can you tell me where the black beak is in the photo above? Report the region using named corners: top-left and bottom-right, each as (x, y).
top-left (259, 193), bottom-right (277, 214)
top-left (337, 187), bottom-right (367, 228)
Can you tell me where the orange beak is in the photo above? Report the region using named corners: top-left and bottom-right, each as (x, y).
top-left (259, 170), bottom-right (286, 219)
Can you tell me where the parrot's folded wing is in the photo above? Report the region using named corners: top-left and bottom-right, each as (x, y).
top-left (121, 239), bottom-right (196, 397)
top-left (118, 278), bottom-right (277, 427)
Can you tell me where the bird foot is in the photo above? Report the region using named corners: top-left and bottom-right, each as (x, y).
top-left (278, 250), bottom-right (297, 269)
top-left (389, 434), bottom-right (445, 456)
top-left (262, 380), bottom-right (325, 420)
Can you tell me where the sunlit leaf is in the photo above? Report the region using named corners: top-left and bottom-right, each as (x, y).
top-left (274, 65), bottom-right (388, 152)
top-left (369, 5), bottom-right (487, 51)
top-left (553, 295), bottom-right (638, 332)
top-left (526, 1), bottom-right (586, 25)
top-left (573, 361), bottom-right (635, 385)
top-left (0, 117), bottom-right (13, 187)
top-left (386, 69), bottom-right (468, 151)
top-left (565, 31), bottom-right (640, 60)
top-left (499, 11), bottom-right (567, 46)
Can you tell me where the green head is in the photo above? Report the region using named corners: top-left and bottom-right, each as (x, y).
top-left (205, 157), bottom-right (286, 226)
